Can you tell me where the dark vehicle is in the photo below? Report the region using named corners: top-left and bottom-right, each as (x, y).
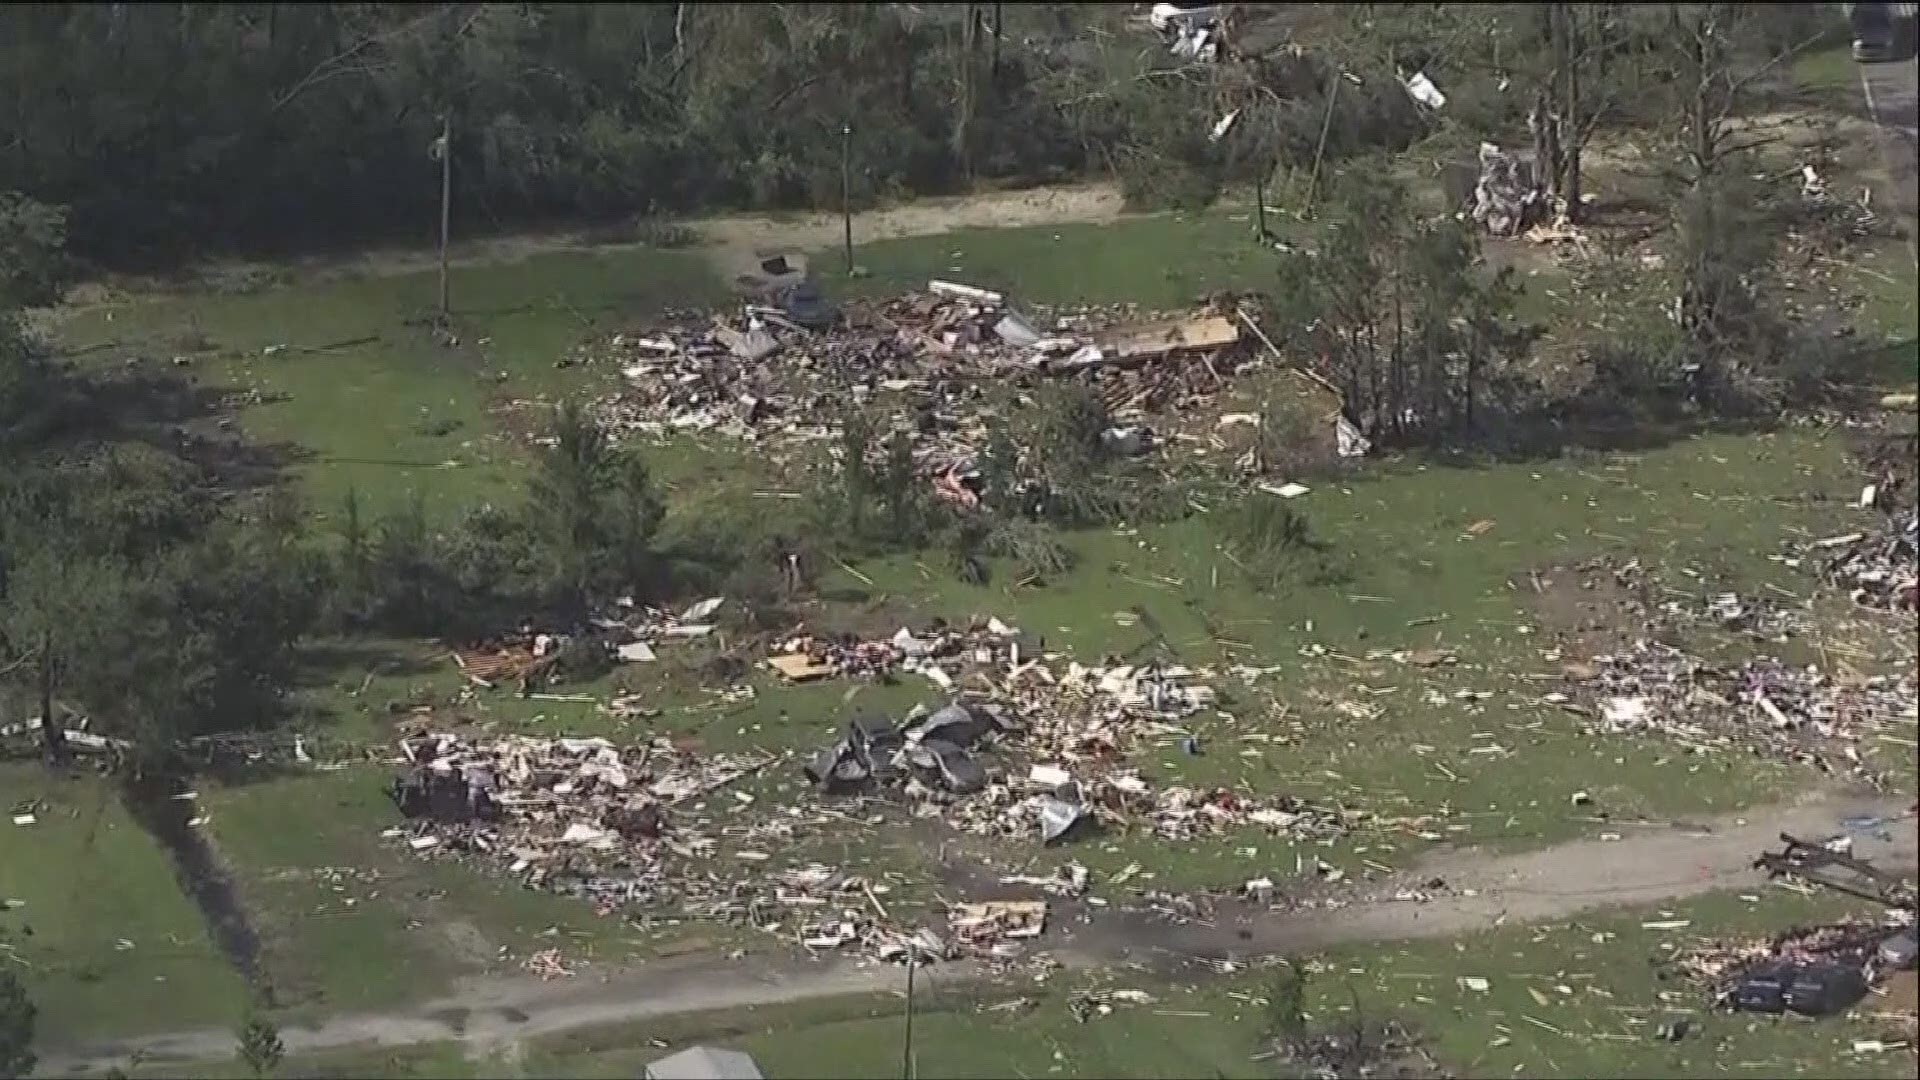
top-left (1848, 3), bottom-right (1919, 62)
top-left (1727, 960), bottom-right (1869, 1016)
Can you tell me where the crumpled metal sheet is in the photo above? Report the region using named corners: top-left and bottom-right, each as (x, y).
top-left (1038, 781), bottom-right (1088, 844)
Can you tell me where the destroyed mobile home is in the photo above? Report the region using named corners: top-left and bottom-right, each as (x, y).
top-left (550, 279), bottom-right (1355, 497)
top-left (390, 617), bottom-right (1380, 967)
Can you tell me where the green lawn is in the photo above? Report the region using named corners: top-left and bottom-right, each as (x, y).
top-left (53, 247), bottom-right (727, 512)
top-left (1, 765), bottom-right (248, 1045)
top-left (828, 208), bottom-right (1283, 310)
top-left (1844, 240), bottom-right (1920, 392)
top-left (1792, 44), bottom-right (1862, 101)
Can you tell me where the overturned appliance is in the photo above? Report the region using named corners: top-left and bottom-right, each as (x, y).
top-left (1725, 960), bottom-right (1869, 1017)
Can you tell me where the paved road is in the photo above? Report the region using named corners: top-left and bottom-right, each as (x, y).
top-left (1857, 55), bottom-right (1920, 264)
top-left (35, 789), bottom-right (1916, 1077)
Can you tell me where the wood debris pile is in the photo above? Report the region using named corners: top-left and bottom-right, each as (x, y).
top-left (384, 731), bottom-right (778, 910)
top-left (1672, 919), bottom-right (1904, 985)
top-left (1564, 642), bottom-right (1916, 787)
top-left (766, 616), bottom-right (1025, 688)
top-left (561, 283), bottom-right (1254, 476)
top-left (1807, 514), bottom-right (1919, 614)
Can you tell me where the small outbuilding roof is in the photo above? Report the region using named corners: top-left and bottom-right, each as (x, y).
top-left (643, 1045), bottom-right (766, 1080)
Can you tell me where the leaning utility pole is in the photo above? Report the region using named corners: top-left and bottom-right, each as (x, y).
top-left (1300, 64), bottom-right (1341, 217)
top-left (437, 113), bottom-right (452, 321)
top-left (841, 123), bottom-right (855, 275)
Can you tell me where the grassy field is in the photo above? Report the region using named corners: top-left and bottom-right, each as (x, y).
top-left (51, 247), bottom-right (727, 512)
top-left (1, 765), bottom-right (248, 1043)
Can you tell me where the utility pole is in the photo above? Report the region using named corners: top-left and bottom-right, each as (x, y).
top-left (1254, 163), bottom-right (1268, 242)
top-left (1301, 65), bottom-right (1341, 218)
top-left (841, 123), bottom-right (855, 276)
top-left (900, 947), bottom-right (917, 1080)
top-left (437, 113), bottom-right (452, 322)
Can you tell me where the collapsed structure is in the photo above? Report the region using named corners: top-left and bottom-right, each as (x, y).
top-left (1808, 513), bottom-right (1919, 614)
top-left (389, 613), bottom-right (1385, 967)
top-left (554, 281), bottom-right (1317, 492)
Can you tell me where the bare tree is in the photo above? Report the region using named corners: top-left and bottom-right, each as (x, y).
top-left (1659, 3), bottom-right (1832, 187)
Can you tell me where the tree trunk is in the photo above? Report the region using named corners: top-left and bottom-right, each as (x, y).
top-left (1529, 93), bottom-right (1555, 208)
top-left (1562, 5), bottom-right (1583, 222)
top-left (1546, 2), bottom-right (1570, 213)
top-left (953, 4), bottom-right (977, 179)
top-left (991, 2), bottom-right (1002, 80)
top-left (39, 631), bottom-right (67, 764)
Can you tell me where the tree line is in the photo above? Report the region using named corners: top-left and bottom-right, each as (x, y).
top-left (0, 4), bottom-right (1122, 266)
top-left (0, 3), bottom-right (1606, 268)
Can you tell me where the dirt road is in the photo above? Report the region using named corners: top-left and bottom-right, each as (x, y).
top-left (1857, 55), bottom-right (1919, 264)
top-left (72, 183), bottom-right (1124, 304)
top-left (37, 787), bottom-right (1914, 1076)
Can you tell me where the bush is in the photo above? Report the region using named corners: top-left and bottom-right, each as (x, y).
top-left (1253, 392), bottom-right (1334, 478)
top-left (946, 517), bottom-right (991, 586)
top-left (633, 218), bottom-right (698, 250)
top-left (1223, 497), bottom-right (1341, 594)
top-left (552, 634), bottom-right (613, 684)
top-left (986, 518), bottom-right (1077, 584)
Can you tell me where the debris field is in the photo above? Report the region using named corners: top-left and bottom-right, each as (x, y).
top-left (389, 613), bottom-right (1421, 969)
top-left (554, 280), bottom-right (1350, 490)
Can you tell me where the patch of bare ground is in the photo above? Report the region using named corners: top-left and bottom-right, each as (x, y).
top-left (1512, 560), bottom-right (1646, 665)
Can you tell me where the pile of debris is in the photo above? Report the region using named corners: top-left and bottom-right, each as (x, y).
top-left (1679, 590), bottom-right (1811, 642)
top-left (383, 727), bottom-right (1068, 970)
top-left (794, 652), bottom-right (1367, 848)
top-left (1148, 4), bottom-right (1225, 63)
top-left (804, 700), bottom-right (1018, 797)
top-left (449, 597), bottom-right (728, 684)
top-left (1470, 142), bottom-right (1540, 238)
top-left (1564, 643), bottom-right (1918, 786)
top-left (575, 282), bottom-right (1252, 477)
top-left (384, 731), bottom-right (776, 908)
top-left (766, 616), bottom-right (1025, 688)
top-left (1807, 514), bottom-right (1919, 614)
top-left (1670, 916), bottom-right (1917, 1017)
